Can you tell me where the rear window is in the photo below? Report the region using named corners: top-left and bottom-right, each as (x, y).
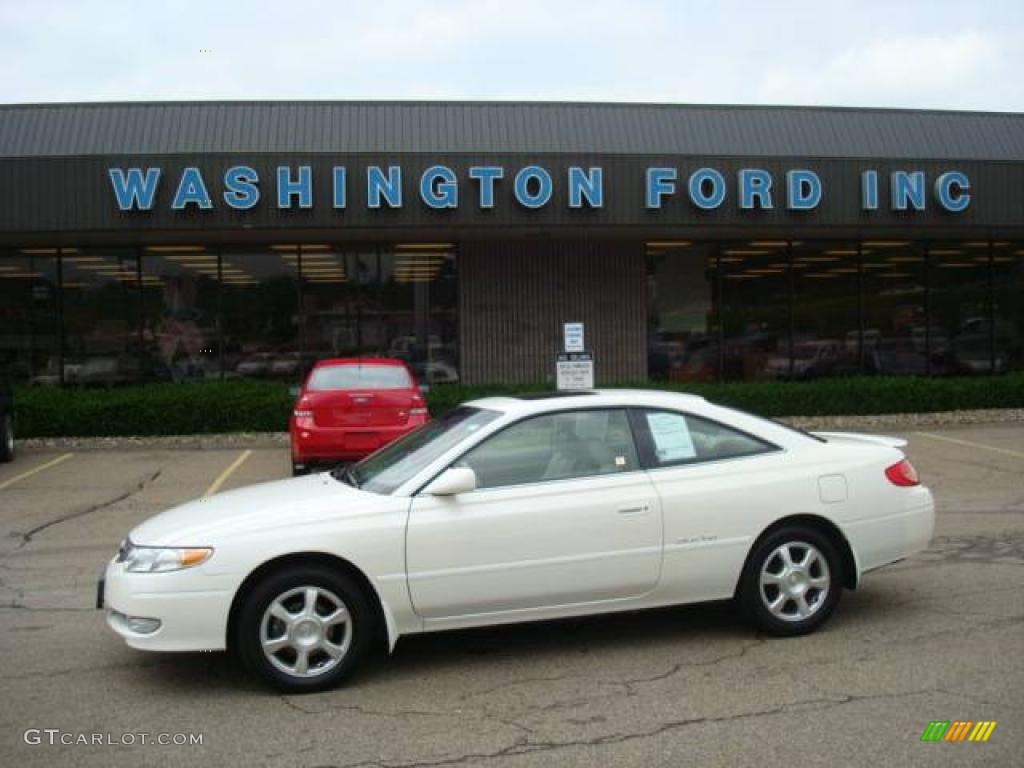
top-left (307, 364), bottom-right (412, 391)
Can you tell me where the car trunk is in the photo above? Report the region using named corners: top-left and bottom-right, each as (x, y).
top-left (308, 390), bottom-right (413, 428)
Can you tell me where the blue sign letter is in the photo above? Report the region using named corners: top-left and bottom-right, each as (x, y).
top-left (934, 171), bottom-right (970, 212)
top-left (469, 166), bottom-right (504, 208)
top-left (861, 170), bottom-right (879, 210)
top-left (367, 166), bottom-right (402, 208)
top-left (514, 166), bottom-right (553, 209)
top-left (688, 168), bottom-right (726, 210)
top-left (739, 169), bottom-right (773, 210)
top-left (891, 171), bottom-right (926, 211)
top-left (568, 167), bottom-right (603, 208)
top-left (172, 167), bottom-right (213, 210)
top-left (332, 167), bottom-right (346, 209)
top-left (109, 168), bottom-right (161, 211)
top-left (646, 168), bottom-right (676, 209)
top-left (223, 166), bottom-right (259, 210)
top-left (420, 165), bottom-right (458, 209)
top-left (786, 169), bottom-right (821, 211)
top-left (277, 166), bottom-right (312, 209)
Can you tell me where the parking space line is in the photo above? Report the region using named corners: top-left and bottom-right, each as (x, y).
top-left (0, 453), bottom-right (75, 491)
top-left (913, 431), bottom-right (1024, 460)
top-left (204, 449), bottom-right (253, 495)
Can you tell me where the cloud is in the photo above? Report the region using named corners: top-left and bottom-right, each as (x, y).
top-left (757, 30), bottom-right (1002, 109)
top-left (0, 1), bottom-right (1020, 109)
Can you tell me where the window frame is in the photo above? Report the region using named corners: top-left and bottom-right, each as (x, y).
top-left (415, 406), bottom-right (646, 495)
top-left (628, 408), bottom-right (781, 471)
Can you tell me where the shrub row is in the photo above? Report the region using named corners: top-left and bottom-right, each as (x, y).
top-left (13, 373), bottom-right (1024, 438)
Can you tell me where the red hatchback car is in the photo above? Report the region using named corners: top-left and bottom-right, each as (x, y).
top-left (289, 358), bottom-right (429, 475)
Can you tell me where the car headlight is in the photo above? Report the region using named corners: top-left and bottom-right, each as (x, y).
top-left (116, 539), bottom-right (213, 573)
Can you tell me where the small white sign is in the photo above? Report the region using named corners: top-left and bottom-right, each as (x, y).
top-left (563, 322), bottom-right (584, 353)
top-left (556, 352), bottom-right (594, 390)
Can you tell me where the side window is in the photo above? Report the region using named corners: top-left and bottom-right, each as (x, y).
top-left (640, 410), bottom-right (775, 467)
top-left (459, 409), bottom-right (640, 489)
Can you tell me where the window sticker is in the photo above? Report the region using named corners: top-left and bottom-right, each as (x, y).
top-left (647, 413), bottom-right (696, 462)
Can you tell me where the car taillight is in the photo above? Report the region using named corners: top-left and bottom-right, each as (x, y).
top-left (293, 409), bottom-right (313, 419)
top-left (885, 458), bottom-right (920, 487)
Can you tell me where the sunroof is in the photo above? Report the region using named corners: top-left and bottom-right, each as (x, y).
top-left (512, 391), bottom-right (596, 400)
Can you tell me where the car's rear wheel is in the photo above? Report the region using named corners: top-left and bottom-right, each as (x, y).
top-left (236, 565), bottom-right (374, 692)
top-left (739, 526), bottom-right (842, 636)
top-left (0, 412), bottom-right (13, 463)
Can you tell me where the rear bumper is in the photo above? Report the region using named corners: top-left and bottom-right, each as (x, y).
top-left (844, 487), bottom-right (936, 578)
top-left (291, 419), bottom-right (425, 462)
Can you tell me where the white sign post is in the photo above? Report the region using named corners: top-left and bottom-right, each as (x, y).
top-left (556, 352), bottom-right (594, 390)
top-left (563, 322), bottom-right (584, 353)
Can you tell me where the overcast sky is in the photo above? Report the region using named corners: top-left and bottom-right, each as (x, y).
top-left (1, 0), bottom-right (1020, 111)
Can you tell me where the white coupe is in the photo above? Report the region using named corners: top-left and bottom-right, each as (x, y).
top-left (101, 390), bottom-right (934, 692)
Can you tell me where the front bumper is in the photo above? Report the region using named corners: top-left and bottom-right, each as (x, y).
top-left (102, 559), bottom-right (237, 652)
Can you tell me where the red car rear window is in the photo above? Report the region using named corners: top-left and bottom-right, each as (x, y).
top-left (307, 364), bottom-right (412, 391)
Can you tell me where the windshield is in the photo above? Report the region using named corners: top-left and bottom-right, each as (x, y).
top-left (338, 406), bottom-right (501, 494)
top-left (307, 364), bottom-right (412, 391)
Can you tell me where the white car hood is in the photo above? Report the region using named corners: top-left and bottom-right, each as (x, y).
top-left (129, 472), bottom-right (380, 546)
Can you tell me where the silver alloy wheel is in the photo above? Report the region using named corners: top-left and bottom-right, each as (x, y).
top-left (759, 541), bottom-right (831, 622)
top-left (259, 585), bottom-right (352, 678)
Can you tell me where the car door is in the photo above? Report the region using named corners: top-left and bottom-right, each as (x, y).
top-left (632, 408), bottom-right (790, 603)
top-left (405, 408), bottom-right (663, 619)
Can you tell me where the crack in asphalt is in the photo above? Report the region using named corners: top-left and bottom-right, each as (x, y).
top-left (305, 688), bottom-right (947, 768)
top-left (15, 468), bottom-right (162, 548)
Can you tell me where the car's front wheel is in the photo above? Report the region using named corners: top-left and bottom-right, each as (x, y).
top-left (739, 526), bottom-right (842, 636)
top-left (236, 565), bottom-right (374, 692)
top-left (0, 412), bottom-right (13, 463)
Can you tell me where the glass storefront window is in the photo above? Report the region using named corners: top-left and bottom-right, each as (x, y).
top-left (861, 240), bottom-right (928, 376)
top-left (0, 248), bottom-right (59, 385)
top-left (790, 241), bottom-right (861, 378)
top-left (61, 247), bottom-right (145, 386)
top-left (930, 242), bottom-right (993, 375)
top-left (300, 247), bottom-right (380, 362)
top-left (646, 242), bottom-right (716, 382)
top-left (991, 242), bottom-right (1022, 373)
top-left (140, 246), bottom-right (221, 382)
top-left (383, 244), bottom-right (459, 385)
top-left (719, 240), bottom-right (790, 381)
top-left (221, 246), bottom-right (300, 380)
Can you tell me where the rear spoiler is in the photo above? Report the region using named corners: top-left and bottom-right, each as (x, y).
top-left (811, 431), bottom-right (908, 449)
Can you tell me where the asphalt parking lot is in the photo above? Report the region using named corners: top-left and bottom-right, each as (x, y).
top-left (1, 423), bottom-right (1022, 767)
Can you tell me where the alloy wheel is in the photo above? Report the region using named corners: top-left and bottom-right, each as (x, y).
top-left (758, 541), bottom-right (831, 622)
top-left (259, 585), bottom-right (353, 678)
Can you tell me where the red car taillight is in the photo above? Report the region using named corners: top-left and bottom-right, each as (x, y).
top-left (885, 458), bottom-right (920, 487)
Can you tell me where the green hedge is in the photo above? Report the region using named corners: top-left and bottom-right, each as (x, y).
top-left (13, 373), bottom-right (1024, 438)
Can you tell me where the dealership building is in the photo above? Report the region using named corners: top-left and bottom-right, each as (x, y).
top-left (0, 101), bottom-right (1022, 387)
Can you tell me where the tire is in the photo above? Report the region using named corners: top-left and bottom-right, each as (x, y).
top-left (291, 461), bottom-right (307, 476)
top-left (236, 565), bottom-right (375, 693)
top-left (738, 526), bottom-right (843, 637)
top-left (0, 412), bottom-right (13, 463)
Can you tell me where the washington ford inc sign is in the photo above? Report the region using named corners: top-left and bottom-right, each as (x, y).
top-left (107, 164), bottom-right (972, 214)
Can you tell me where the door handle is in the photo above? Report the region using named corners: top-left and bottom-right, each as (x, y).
top-left (617, 505), bottom-right (649, 515)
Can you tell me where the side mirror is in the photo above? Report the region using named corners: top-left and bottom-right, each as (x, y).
top-left (288, 385), bottom-right (300, 398)
top-left (424, 466), bottom-right (476, 496)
